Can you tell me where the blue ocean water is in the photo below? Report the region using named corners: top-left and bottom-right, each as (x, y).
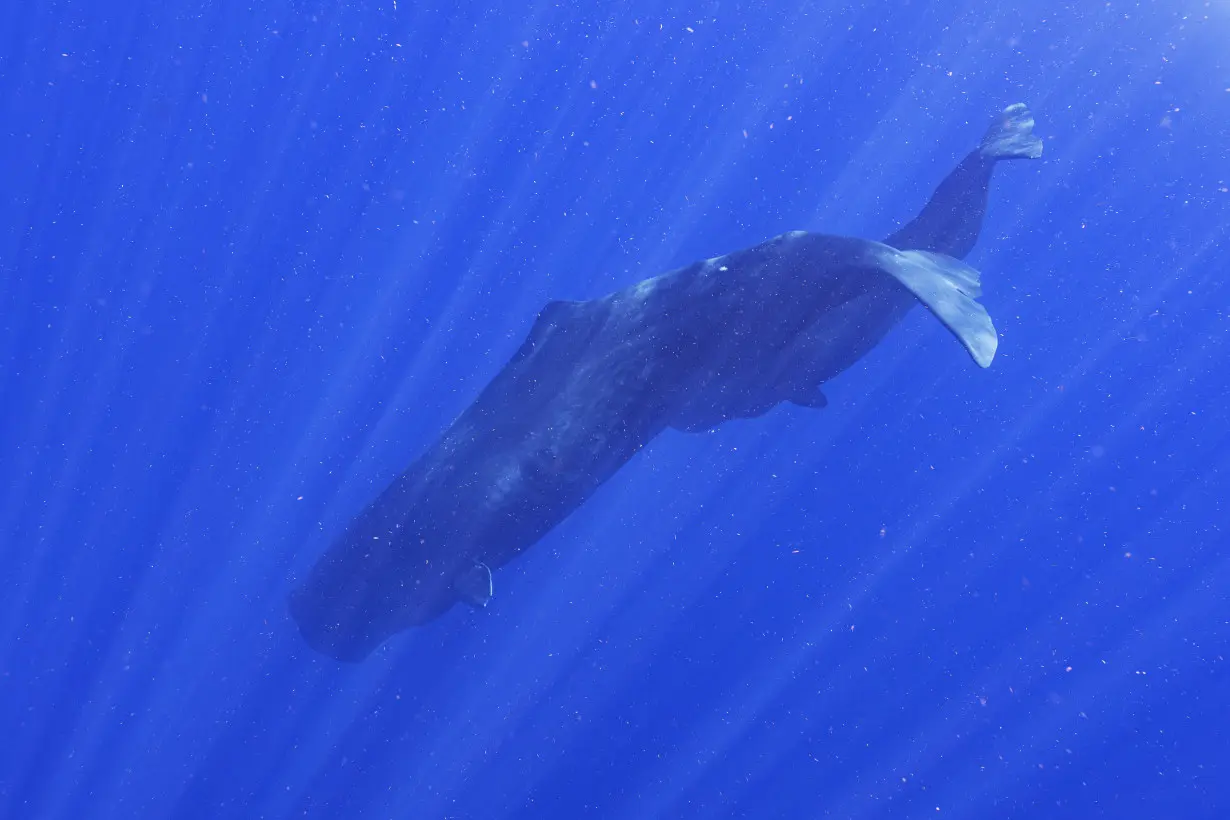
top-left (2, 0), bottom-right (1228, 817)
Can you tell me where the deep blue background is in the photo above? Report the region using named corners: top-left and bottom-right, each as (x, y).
top-left (2, 1), bottom-right (1228, 818)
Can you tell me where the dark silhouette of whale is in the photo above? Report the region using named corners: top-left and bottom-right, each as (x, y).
top-left (289, 104), bottom-right (1043, 661)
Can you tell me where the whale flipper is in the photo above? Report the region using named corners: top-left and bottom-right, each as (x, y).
top-left (874, 246), bottom-right (997, 368)
top-left (454, 562), bottom-right (493, 608)
top-left (790, 388), bottom-right (828, 409)
top-left (669, 390), bottom-right (781, 433)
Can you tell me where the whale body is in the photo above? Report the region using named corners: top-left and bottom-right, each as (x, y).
top-left (289, 234), bottom-right (996, 660)
top-left (289, 104), bottom-right (1043, 661)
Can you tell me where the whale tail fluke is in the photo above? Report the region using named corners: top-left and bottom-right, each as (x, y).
top-left (885, 102), bottom-right (1042, 259)
top-left (872, 244), bottom-right (998, 368)
top-left (980, 103), bottom-right (1043, 161)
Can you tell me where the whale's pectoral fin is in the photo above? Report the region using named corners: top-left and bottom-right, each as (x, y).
top-left (454, 562), bottom-right (493, 608)
top-left (876, 247), bottom-right (998, 368)
top-left (668, 388), bottom-right (782, 433)
top-left (789, 388), bottom-right (828, 409)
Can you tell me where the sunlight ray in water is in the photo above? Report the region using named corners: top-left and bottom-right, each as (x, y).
top-left (2, 0), bottom-right (1229, 817)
